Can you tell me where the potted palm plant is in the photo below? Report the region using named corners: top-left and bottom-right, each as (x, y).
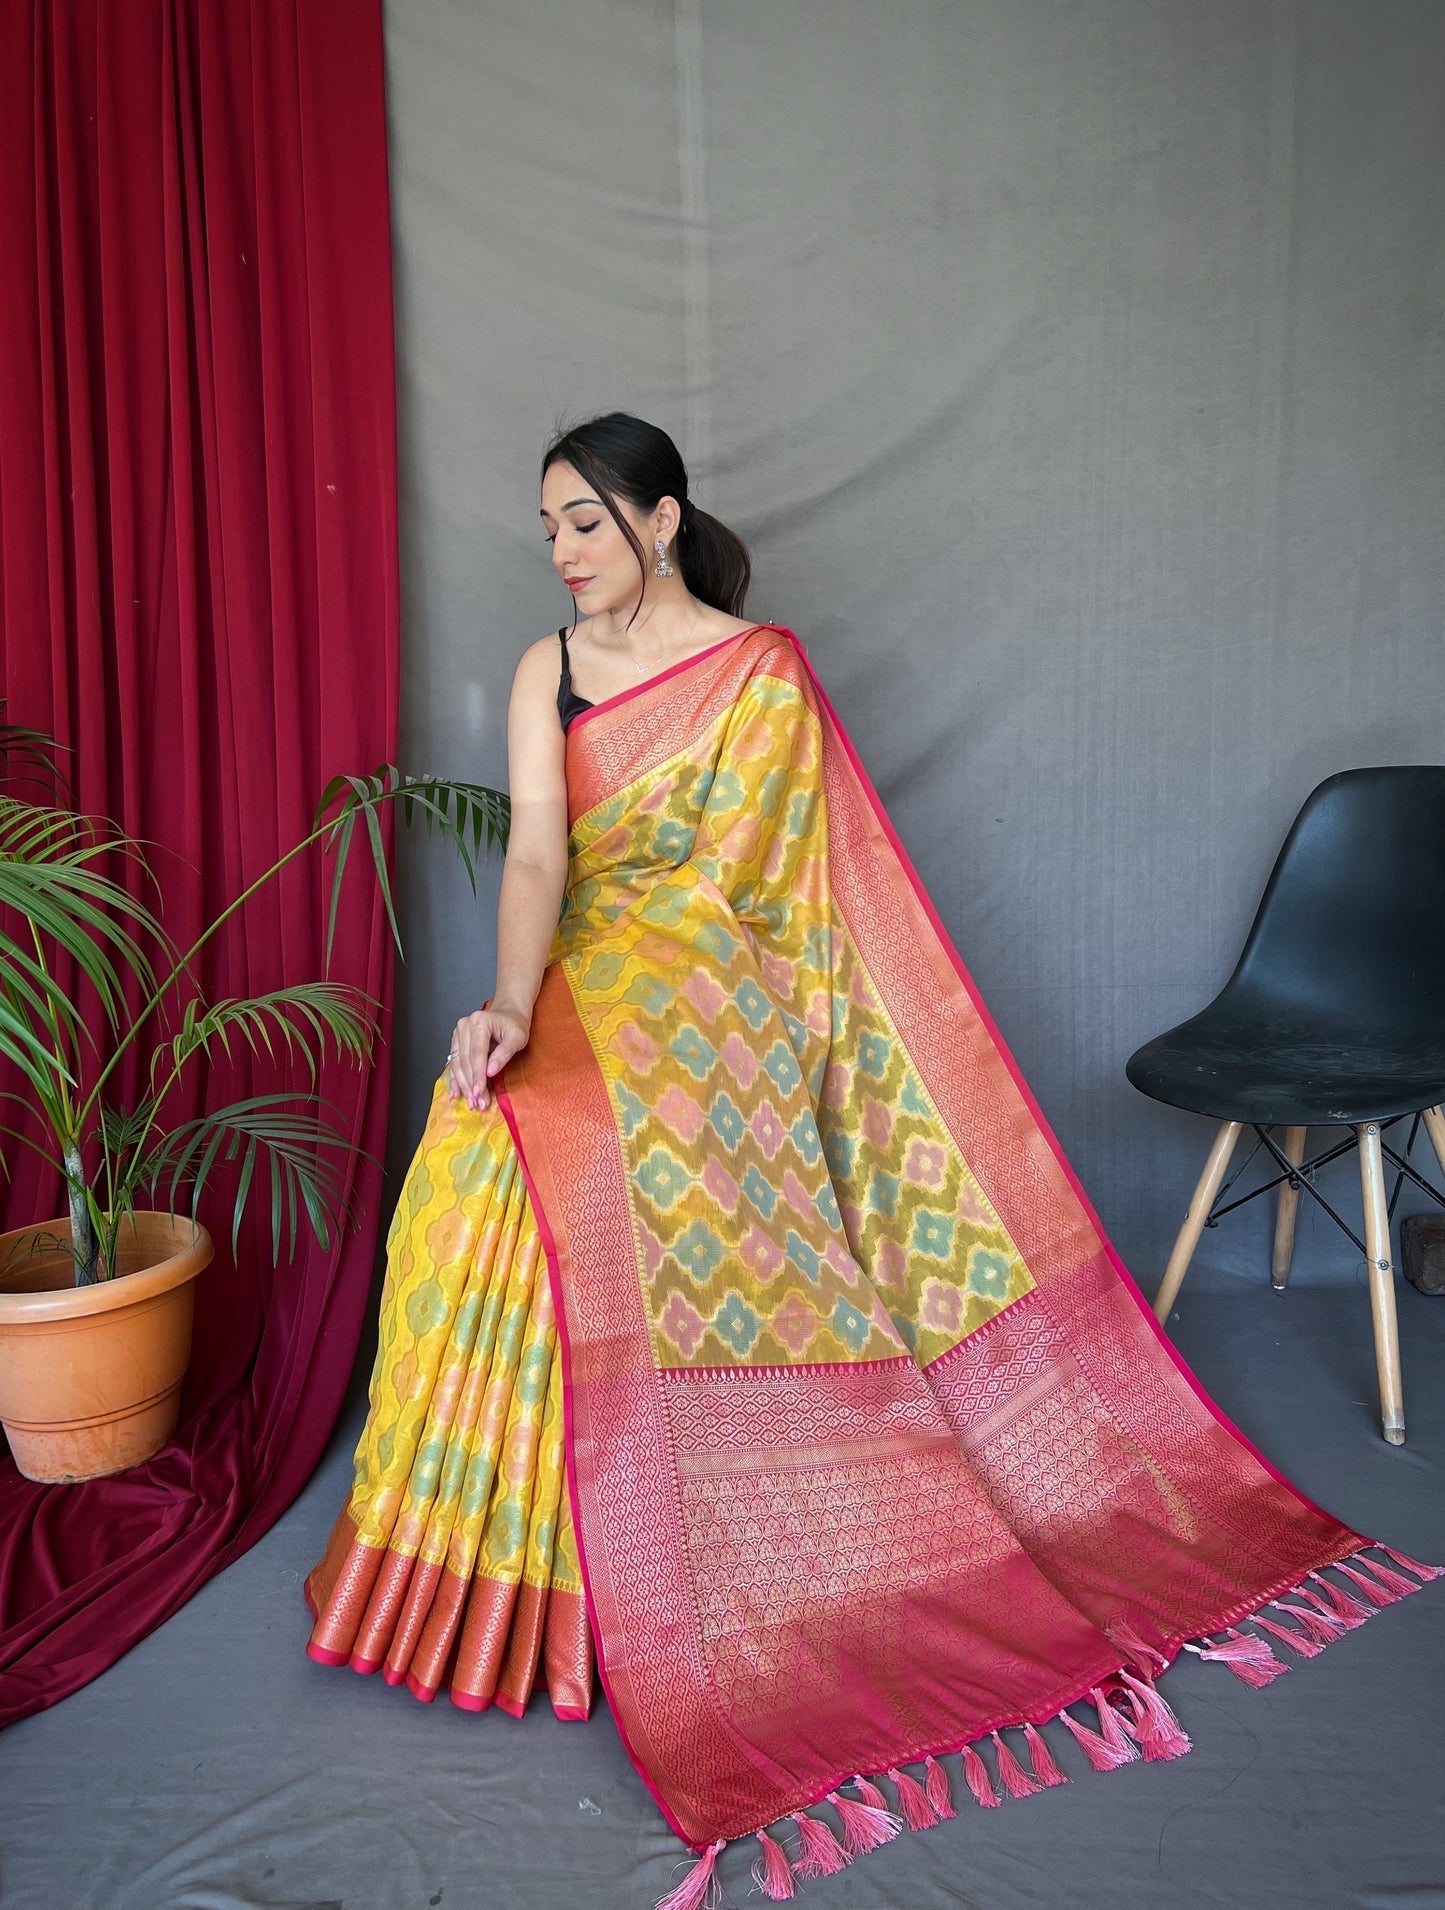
top-left (0, 723), bottom-right (506, 1482)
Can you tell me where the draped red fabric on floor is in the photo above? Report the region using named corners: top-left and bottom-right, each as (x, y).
top-left (0, 0), bottom-right (400, 1724)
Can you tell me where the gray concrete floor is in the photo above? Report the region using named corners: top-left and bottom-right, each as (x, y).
top-left (2, 1282), bottom-right (1443, 1910)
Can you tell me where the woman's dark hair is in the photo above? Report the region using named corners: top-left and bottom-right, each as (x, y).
top-left (541, 411), bottom-right (751, 629)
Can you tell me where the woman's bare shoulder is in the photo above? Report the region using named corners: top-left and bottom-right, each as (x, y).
top-left (512, 628), bottom-right (568, 691)
top-left (519, 625), bottom-right (567, 664)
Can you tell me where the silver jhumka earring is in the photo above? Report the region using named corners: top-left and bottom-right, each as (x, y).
top-left (653, 537), bottom-right (675, 579)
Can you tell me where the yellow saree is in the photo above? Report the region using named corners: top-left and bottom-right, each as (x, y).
top-left (305, 1082), bottom-right (590, 1715)
top-left (305, 623), bottom-right (1434, 1907)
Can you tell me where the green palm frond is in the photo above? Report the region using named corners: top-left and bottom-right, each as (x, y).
top-left (313, 766), bottom-right (510, 966)
top-left (0, 976), bottom-right (80, 1100)
top-left (154, 982), bottom-right (379, 1096)
top-left (0, 718), bottom-right (69, 797)
top-left (139, 1093), bottom-right (377, 1260)
top-left (0, 799), bottom-right (166, 1017)
top-left (99, 1097), bottom-right (157, 1162)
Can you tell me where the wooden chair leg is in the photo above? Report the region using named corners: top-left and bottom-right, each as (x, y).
top-left (1271, 1125), bottom-right (1308, 1290)
top-left (1357, 1122), bottom-right (1405, 1446)
top-left (1421, 1105), bottom-right (1445, 1180)
top-left (1153, 1121), bottom-right (1243, 1325)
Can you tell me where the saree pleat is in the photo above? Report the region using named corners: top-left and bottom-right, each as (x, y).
top-left (304, 1072), bottom-right (592, 1717)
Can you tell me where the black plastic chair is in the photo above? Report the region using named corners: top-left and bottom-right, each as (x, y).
top-left (1126, 766), bottom-right (1445, 1445)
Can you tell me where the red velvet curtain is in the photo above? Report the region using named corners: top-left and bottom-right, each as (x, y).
top-left (0, 0), bottom-right (400, 1724)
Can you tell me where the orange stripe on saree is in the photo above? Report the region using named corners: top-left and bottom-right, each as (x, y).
top-left (309, 624), bottom-right (1429, 1897)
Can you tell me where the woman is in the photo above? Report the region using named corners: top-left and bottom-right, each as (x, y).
top-left (305, 412), bottom-right (1432, 1906)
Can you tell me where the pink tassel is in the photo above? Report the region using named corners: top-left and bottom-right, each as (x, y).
top-left (1334, 1560), bottom-right (1398, 1608)
top-left (924, 1755), bottom-right (956, 1819)
top-left (1118, 1670), bottom-right (1192, 1761)
top-left (1058, 1704), bottom-right (1134, 1773)
top-left (1356, 1555), bottom-right (1423, 1599)
top-left (1023, 1721), bottom-right (1069, 1787)
top-left (991, 1730), bottom-right (1042, 1799)
top-left (1218, 1650), bottom-right (1287, 1689)
top-left (656, 1839), bottom-right (725, 1910)
top-left (850, 1773), bottom-right (891, 1812)
top-left (1292, 1585), bottom-right (1354, 1632)
top-left (1271, 1597), bottom-right (1345, 1647)
top-left (828, 1789), bottom-right (901, 1856)
top-left (1091, 1686), bottom-right (1141, 1765)
top-left (1308, 1571), bottom-right (1371, 1629)
top-left (960, 1741), bottom-right (1001, 1806)
top-left (1108, 1618), bottom-right (1169, 1671)
top-left (1378, 1544), bottom-right (1444, 1581)
top-left (887, 1765), bottom-right (939, 1831)
top-left (790, 1811), bottom-right (850, 1878)
top-left (750, 1829), bottom-right (795, 1902)
top-left (1250, 1611), bottom-right (1324, 1659)
top-left (1185, 1628), bottom-right (1288, 1687)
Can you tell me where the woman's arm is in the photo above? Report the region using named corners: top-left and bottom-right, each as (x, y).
top-left (447, 638), bottom-right (570, 1110)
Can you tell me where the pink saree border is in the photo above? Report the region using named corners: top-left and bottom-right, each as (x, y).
top-left (491, 1071), bottom-right (1358, 1848)
top-left (565, 622), bottom-right (771, 735)
top-left (505, 1043), bottom-right (1138, 1843)
top-left (777, 628), bottom-right (1346, 1532)
top-left (496, 1077), bottom-right (699, 1850)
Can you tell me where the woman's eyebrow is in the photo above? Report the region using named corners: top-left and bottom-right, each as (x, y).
top-left (539, 497), bottom-right (602, 518)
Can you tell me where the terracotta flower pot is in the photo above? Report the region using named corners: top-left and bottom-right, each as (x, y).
top-left (0, 1213), bottom-right (213, 1483)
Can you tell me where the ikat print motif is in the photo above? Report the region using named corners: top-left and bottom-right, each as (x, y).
top-left (347, 1081), bottom-right (581, 1599)
top-left (554, 670), bottom-right (1034, 1371)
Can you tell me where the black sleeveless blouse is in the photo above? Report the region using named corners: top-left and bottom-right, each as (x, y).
top-left (556, 626), bottom-right (594, 731)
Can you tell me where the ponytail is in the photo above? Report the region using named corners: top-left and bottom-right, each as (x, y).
top-left (677, 503), bottom-right (751, 618)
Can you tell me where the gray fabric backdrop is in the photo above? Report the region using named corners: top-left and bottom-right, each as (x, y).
top-left (379, 0), bottom-right (1445, 1303)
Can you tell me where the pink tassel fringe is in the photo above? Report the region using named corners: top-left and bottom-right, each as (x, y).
top-left (718, 1545), bottom-right (1442, 1906)
top-left (961, 1741), bottom-right (1001, 1805)
top-left (751, 1829), bottom-right (795, 1902)
top-left (1023, 1721), bottom-right (1069, 1787)
top-left (1092, 1686), bottom-right (1142, 1765)
top-left (1250, 1611), bottom-right (1324, 1658)
top-left (790, 1811), bottom-right (850, 1878)
top-left (1377, 1544), bottom-right (1444, 1581)
top-left (1295, 1583), bottom-right (1356, 1629)
top-left (992, 1730), bottom-right (1042, 1799)
top-left (1308, 1571), bottom-right (1371, 1628)
top-left (1118, 1670), bottom-right (1192, 1761)
top-left (888, 1765), bottom-right (939, 1831)
top-left (924, 1755), bottom-right (956, 1819)
top-left (1186, 1628), bottom-right (1288, 1688)
top-left (1334, 1560), bottom-right (1398, 1608)
top-left (1356, 1555), bottom-right (1423, 1599)
top-left (850, 1774), bottom-right (891, 1812)
top-left (1059, 1702), bottom-right (1135, 1772)
top-left (656, 1839), bottom-right (724, 1910)
top-left (828, 1789), bottom-right (901, 1856)
top-left (1271, 1597), bottom-right (1345, 1646)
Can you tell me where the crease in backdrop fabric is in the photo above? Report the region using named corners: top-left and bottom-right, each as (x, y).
top-left (0, 0), bottom-right (400, 1723)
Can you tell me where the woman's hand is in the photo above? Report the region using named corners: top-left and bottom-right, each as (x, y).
top-left (446, 1003), bottom-right (531, 1111)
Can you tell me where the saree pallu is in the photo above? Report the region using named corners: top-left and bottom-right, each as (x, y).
top-left (306, 624), bottom-right (1436, 1902)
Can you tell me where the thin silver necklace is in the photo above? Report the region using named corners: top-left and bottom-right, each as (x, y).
top-left (603, 610), bottom-right (701, 676)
